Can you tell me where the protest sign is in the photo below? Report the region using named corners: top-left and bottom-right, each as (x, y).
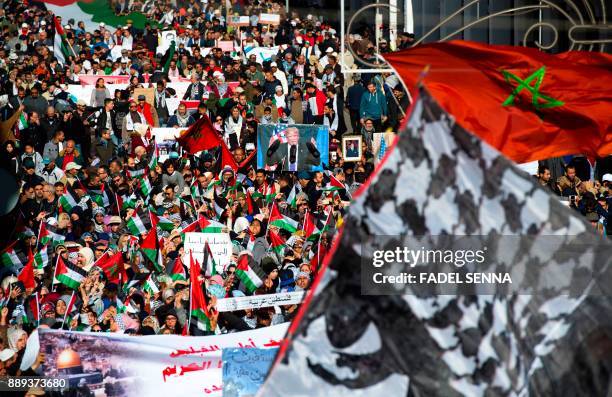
top-left (132, 87), bottom-right (155, 105)
top-left (259, 13), bottom-right (281, 25)
top-left (184, 232), bottom-right (232, 273)
top-left (257, 124), bottom-right (329, 172)
top-left (78, 75), bottom-right (130, 86)
top-left (217, 40), bottom-right (235, 53)
top-left (228, 16), bottom-right (250, 27)
top-left (245, 46), bottom-right (278, 64)
top-left (222, 348), bottom-right (278, 397)
top-left (157, 30), bottom-right (177, 55)
top-left (216, 291), bottom-right (305, 312)
top-left (39, 324), bottom-right (288, 397)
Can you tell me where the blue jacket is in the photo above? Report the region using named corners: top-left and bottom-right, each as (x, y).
top-left (359, 88), bottom-right (388, 120)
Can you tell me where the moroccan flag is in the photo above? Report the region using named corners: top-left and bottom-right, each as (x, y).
top-left (268, 230), bottom-right (286, 257)
top-left (141, 228), bottom-right (163, 273)
top-left (383, 41), bottom-right (612, 163)
top-left (269, 202), bottom-right (298, 233)
top-left (167, 256), bottom-right (187, 281)
top-left (1, 241), bottom-right (27, 268)
top-left (38, 222), bottom-right (65, 246)
top-left (95, 251), bottom-right (125, 284)
top-left (55, 256), bottom-right (87, 290)
top-left (17, 251), bottom-right (36, 290)
top-left (126, 207), bottom-right (151, 236)
top-left (189, 252), bottom-right (212, 332)
top-left (34, 245), bottom-right (50, 269)
top-left (53, 17), bottom-right (71, 65)
top-left (177, 115), bottom-right (238, 170)
top-left (235, 252), bottom-right (265, 294)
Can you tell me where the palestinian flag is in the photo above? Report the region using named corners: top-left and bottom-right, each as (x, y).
top-left (134, 174), bottom-right (153, 199)
top-left (89, 184), bottom-right (111, 207)
top-left (34, 245), bottom-right (50, 270)
top-left (143, 274), bottom-right (160, 295)
top-left (189, 252), bottom-right (212, 332)
top-left (17, 251), bottom-right (36, 290)
top-left (252, 181), bottom-right (275, 203)
top-left (1, 241), bottom-right (27, 268)
top-left (126, 207), bottom-right (150, 236)
top-left (213, 189), bottom-right (228, 219)
top-left (268, 230), bottom-right (286, 257)
top-left (94, 251), bottom-right (125, 284)
top-left (167, 256), bottom-right (187, 281)
top-left (303, 210), bottom-right (319, 241)
top-left (17, 112), bottom-right (28, 130)
top-left (235, 251), bottom-right (265, 294)
top-left (38, 222), bottom-right (66, 246)
top-left (180, 216), bottom-right (225, 239)
top-left (150, 211), bottom-right (175, 232)
top-left (148, 144), bottom-right (159, 170)
top-left (55, 256), bottom-right (87, 290)
top-left (246, 190), bottom-right (258, 215)
top-left (59, 184), bottom-right (80, 213)
top-left (126, 167), bottom-right (147, 179)
top-left (287, 183), bottom-right (302, 208)
top-left (28, 293), bottom-right (40, 325)
top-left (53, 17), bottom-right (71, 65)
top-left (202, 241), bottom-right (218, 277)
top-left (269, 202), bottom-right (298, 233)
top-left (61, 291), bottom-right (77, 328)
top-left (323, 174), bottom-right (347, 192)
top-left (141, 228), bottom-right (163, 273)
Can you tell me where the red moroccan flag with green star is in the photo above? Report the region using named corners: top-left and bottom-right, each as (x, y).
top-left (384, 41), bottom-right (612, 163)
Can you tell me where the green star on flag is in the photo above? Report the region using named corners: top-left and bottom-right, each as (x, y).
top-left (501, 66), bottom-right (564, 110)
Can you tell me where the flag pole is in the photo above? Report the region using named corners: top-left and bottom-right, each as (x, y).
top-left (36, 220), bottom-right (43, 249)
top-left (51, 255), bottom-right (60, 292)
top-left (35, 292), bottom-right (40, 327)
top-left (61, 291), bottom-right (74, 329)
top-left (187, 250), bottom-right (193, 336)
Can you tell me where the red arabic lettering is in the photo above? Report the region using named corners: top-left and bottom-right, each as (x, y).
top-left (162, 365), bottom-right (177, 382)
top-left (263, 339), bottom-right (282, 347)
top-left (169, 345), bottom-right (222, 357)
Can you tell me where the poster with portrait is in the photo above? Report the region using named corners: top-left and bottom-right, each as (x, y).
top-left (342, 135), bottom-right (363, 162)
top-left (157, 30), bottom-right (177, 55)
top-left (257, 124), bottom-right (329, 172)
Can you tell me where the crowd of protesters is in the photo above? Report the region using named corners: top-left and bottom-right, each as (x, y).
top-left (0, 0), bottom-right (609, 384)
top-left (0, 0), bottom-right (415, 381)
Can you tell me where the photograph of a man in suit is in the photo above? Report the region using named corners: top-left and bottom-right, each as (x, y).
top-left (265, 127), bottom-right (320, 171)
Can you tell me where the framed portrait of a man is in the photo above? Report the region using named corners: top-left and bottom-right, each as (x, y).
top-left (342, 135), bottom-right (362, 162)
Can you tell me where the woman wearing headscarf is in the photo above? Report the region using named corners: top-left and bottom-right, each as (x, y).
top-left (4, 327), bottom-right (27, 375)
top-left (0, 141), bottom-right (21, 176)
top-left (77, 247), bottom-right (95, 272)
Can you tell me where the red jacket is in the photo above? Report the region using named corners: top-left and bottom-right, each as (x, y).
top-left (305, 89), bottom-right (327, 116)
